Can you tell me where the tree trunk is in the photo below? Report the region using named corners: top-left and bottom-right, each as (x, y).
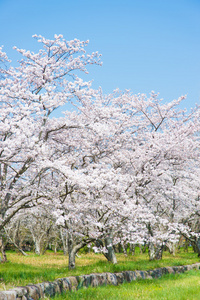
top-left (139, 243), bottom-right (148, 254)
top-left (184, 239), bottom-right (189, 252)
top-left (67, 233), bottom-right (75, 269)
top-left (191, 238), bottom-right (200, 256)
top-left (10, 240), bottom-right (28, 256)
top-left (34, 239), bottom-right (41, 255)
top-left (68, 247), bottom-right (77, 270)
top-left (60, 228), bottom-right (68, 256)
top-left (53, 242), bottom-right (58, 254)
top-left (67, 233), bottom-right (90, 270)
top-left (121, 243), bottom-right (128, 256)
top-left (3, 227), bottom-right (28, 256)
top-left (148, 242), bottom-right (163, 260)
top-left (0, 237), bottom-right (7, 262)
top-left (129, 243), bottom-right (135, 255)
top-left (103, 234), bottom-right (117, 264)
top-left (166, 242), bottom-right (176, 256)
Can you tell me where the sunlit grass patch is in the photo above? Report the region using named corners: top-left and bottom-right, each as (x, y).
top-left (5, 251), bottom-right (68, 268)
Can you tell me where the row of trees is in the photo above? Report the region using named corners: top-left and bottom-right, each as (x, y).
top-left (0, 35), bottom-right (200, 269)
top-left (2, 210), bottom-right (193, 258)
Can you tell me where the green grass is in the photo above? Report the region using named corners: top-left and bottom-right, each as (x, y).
top-left (0, 247), bottom-right (199, 293)
top-left (54, 270), bottom-right (200, 300)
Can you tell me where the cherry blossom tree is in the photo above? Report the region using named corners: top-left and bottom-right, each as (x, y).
top-left (110, 92), bottom-right (200, 260)
top-left (0, 34), bottom-right (101, 261)
top-left (50, 89), bottom-right (200, 266)
top-left (0, 34), bottom-right (199, 267)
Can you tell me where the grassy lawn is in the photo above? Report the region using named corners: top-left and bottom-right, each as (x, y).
top-left (0, 247), bottom-right (199, 296)
top-left (54, 270), bottom-right (200, 300)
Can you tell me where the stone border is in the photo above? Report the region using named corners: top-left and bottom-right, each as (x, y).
top-left (0, 263), bottom-right (200, 300)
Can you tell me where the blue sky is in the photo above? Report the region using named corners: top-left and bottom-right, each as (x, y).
top-left (0, 0), bottom-right (200, 116)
